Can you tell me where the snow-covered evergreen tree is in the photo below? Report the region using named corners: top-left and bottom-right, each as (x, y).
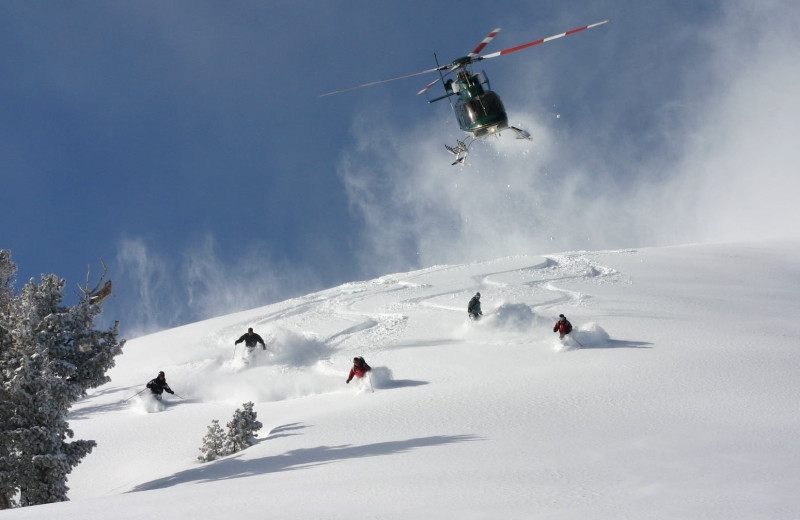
top-left (0, 250), bottom-right (125, 509)
top-left (197, 403), bottom-right (263, 463)
top-left (225, 401), bottom-right (263, 454)
top-left (0, 250), bottom-right (14, 309)
top-left (0, 250), bottom-right (19, 509)
top-left (197, 420), bottom-right (229, 462)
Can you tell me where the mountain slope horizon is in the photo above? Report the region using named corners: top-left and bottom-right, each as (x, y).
top-left (6, 240), bottom-right (800, 520)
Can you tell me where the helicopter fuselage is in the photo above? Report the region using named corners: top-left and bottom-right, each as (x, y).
top-left (320, 19), bottom-right (610, 163)
top-left (444, 67), bottom-right (509, 137)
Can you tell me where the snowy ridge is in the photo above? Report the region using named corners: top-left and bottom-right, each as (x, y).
top-left (6, 241), bottom-right (800, 519)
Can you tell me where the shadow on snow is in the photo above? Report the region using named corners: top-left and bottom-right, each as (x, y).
top-left (129, 432), bottom-right (480, 492)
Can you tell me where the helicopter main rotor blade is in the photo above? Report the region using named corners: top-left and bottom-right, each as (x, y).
top-left (468, 28), bottom-right (501, 57)
top-left (318, 65), bottom-right (448, 97)
top-left (416, 65), bottom-right (457, 96)
top-left (477, 19), bottom-right (610, 61)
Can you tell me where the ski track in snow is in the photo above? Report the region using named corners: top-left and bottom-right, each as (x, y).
top-left (230, 251), bottom-right (628, 394)
top-left (88, 251), bottom-right (629, 409)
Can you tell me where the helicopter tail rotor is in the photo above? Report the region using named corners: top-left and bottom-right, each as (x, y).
top-left (445, 139), bottom-right (472, 166)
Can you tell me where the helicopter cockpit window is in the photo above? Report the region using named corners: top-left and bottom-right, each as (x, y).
top-left (457, 92), bottom-right (507, 130)
top-left (467, 95), bottom-right (505, 120)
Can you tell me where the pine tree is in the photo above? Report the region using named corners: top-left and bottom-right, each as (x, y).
top-left (197, 403), bottom-right (264, 463)
top-left (0, 251), bottom-right (125, 509)
top-left (0, 250), bottom-right (14, 310)
top-left (225, 401), bottom-right (263, 454)
top-left (197, 420), bottom-right (229, 462)
top-left (0, 319), bottom-right (15, 510)
top-left (0, 250), bottom-right (20, 510)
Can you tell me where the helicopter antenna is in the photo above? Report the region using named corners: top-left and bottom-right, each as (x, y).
top-left (432, 52), bottom-right (455, 110)
top-left (417, 65), bottom-right (455, 96)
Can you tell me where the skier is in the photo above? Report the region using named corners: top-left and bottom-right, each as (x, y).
top-left (146, 371), bottom-right (175, 400)
top-left (553, 314), bottom-right (573, 338)
top-left (468, 292), bottom-right (483, 320)
top-left (235, 327), bottom-right (266, 350)
top-left (346, 356), bottom-right (372, 384)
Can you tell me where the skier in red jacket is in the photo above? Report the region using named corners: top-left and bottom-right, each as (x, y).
top-left (553, 314), bottom-right (573, 338)
top-left (346, 356), bottom-right (371, 384)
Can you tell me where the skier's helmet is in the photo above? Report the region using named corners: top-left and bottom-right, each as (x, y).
top-left (475, 292), bottom-right (480, 298)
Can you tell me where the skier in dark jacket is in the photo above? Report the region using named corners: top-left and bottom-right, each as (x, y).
top-left (346, 356), bottom-right (371, 384)
top-left (468, 292), bottom-right (483, 320)
top-left (146, 371), bottom-right (174, 400)
top-left (553, 314), bottom-right (573, 338)
top-left (235, 327), bottom-right (266, 350)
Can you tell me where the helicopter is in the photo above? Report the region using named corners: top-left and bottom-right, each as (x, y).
top-left (320, 19), bottom-right (610, 165)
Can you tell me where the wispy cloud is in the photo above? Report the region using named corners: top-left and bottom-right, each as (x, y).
top-left (114, 238), bottom-right (181, 337)
top-left (658, 3), bottom-right (800, 243)
top-left (111, 235), bottom-right (320, 337)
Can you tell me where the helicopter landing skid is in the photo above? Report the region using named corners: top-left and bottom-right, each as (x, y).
top-left (509, 126), bottom-right (532, 140)
top-left (445, 138), bottom-right (473, 166)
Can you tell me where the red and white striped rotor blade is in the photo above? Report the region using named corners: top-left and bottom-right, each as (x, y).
top-left (469, 28), bottom-right (501, 57)
top-left (416, 65), bottom-right (456, 96)
top-left (478, 19), bottom-right (610, 61)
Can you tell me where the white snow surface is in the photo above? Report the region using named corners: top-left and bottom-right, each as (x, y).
top-left (6, 241), bottom-right (800, 519)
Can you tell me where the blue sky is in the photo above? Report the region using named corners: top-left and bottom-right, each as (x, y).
top-left (2, 1), bottom-right (799, 337)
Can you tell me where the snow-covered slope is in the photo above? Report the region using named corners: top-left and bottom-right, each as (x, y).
top-left (6, 241), bottom-right (800, 519)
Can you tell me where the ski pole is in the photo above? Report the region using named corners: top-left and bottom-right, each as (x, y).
top-left (570, 334), bottom-right (585, 348)
top-left (232, 344), bottom-right (237, 361)
top-left (367, 373), bottom-right (375, 393)
top-left (121, 387), bottom-right (147, 403)
top-left (172, 393), bottom-right (186, 400)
